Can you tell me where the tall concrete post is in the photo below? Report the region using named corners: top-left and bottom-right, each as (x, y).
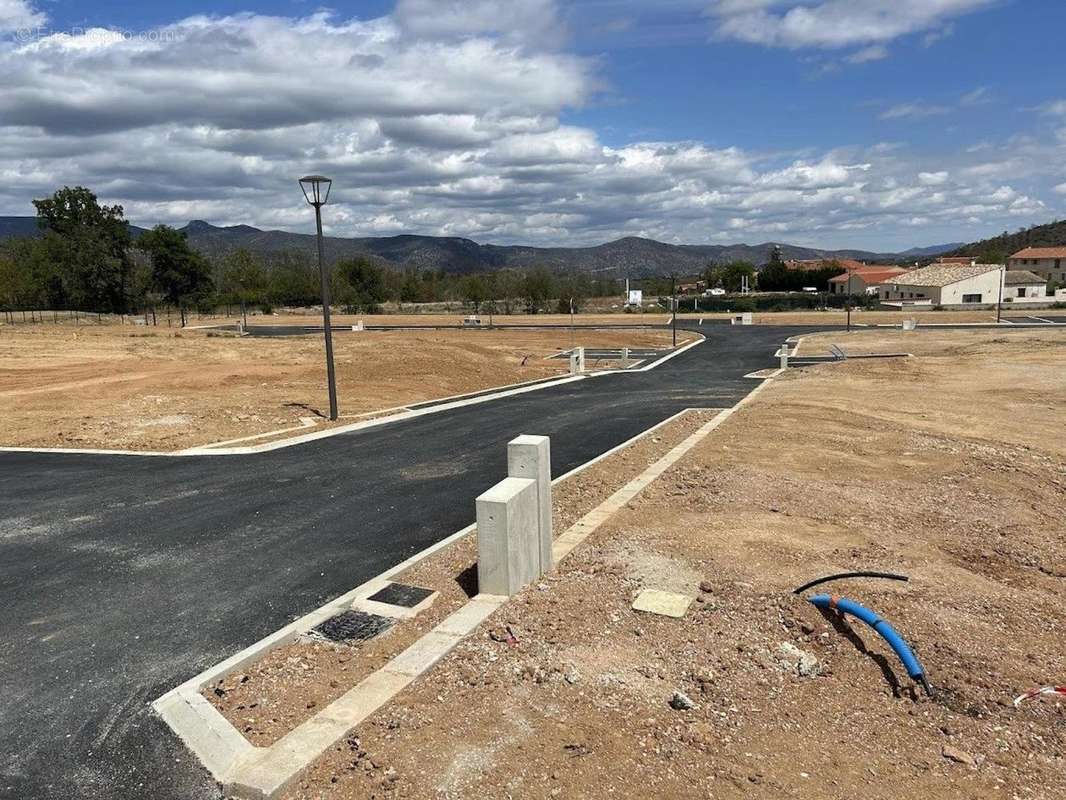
top-left (507, 435), bottom-right (552, 573)
top-left (476, 477), bottom-right (539, 596)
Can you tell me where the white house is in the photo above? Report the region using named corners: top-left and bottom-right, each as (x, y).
top-left (878, 264), bottom-right (1003, 307)
top-left (1002, 270), bottom-right (1048, 303)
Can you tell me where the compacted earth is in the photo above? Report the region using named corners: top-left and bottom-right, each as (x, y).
top-left (0, 323), bottom-right (686, 450)
top-left (203, 328), bottom-right (1064, 800)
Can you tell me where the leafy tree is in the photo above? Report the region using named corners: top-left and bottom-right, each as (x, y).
top-left (138, 225), bottom-right (213, 326)
top-left (522, 268), bottom-right (554, 314)
top-left (219, 248), bottom-right (268, 323)
top-left (32, 186), bottom-right (132, 311)
top-left (334, 257), bottom-right (386, 313)
top-left (719, 261), bottom-right (757, 293)
top-left (267, 251), bottom-right (319, 306)
top-left (494, 269), bottom-right (523, 315)
top-left (460, 274), bottom-right (489, 313)
top-left (555, 272), bottom-right (593, 314)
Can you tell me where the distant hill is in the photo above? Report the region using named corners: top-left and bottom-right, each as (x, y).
top-left (948, 219), bottom-right (1066, 261)
top-left (0, 215), bottom-right (945, 276)
top-left (897, 242), bottom-right (965, 257)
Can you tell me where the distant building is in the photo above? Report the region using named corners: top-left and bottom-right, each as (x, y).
top-left (936, 256), bottom-right (977, 266)
top-left (1003, 270), bottom-right (1048, 301)
top-left (782, 257), bottom-right (867, 273)
top-left (878, 264), bottom-right (1003, 307)
top-left (678, 281), bottom-right (705, 295)
top-left (1008, 247), bottom-right (1066, 282)
top-left (828, 265), bottom-right (911, 295)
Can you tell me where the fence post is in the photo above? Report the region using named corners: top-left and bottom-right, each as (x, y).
top-left (507, 435), bottom-right (553, 573)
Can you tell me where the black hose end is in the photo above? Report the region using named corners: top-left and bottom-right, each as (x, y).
top-left (919, 675), bottom-right (934, 697)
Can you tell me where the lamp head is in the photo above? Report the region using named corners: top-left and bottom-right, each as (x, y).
top-left (299, 175), bottom-right (332, 207)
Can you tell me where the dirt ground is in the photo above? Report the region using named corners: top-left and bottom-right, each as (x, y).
top-left (205, 409), bottom-right (720, 745)
top-left (0, 325), bottom-right (689, 451)
top-left (247, 327), bottom-right (1066, 800)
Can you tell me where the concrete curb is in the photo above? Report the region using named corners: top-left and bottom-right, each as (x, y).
top-left (1, 336), bottom-right (705, 459)
top-left (152, 343), bottom-right (783, 798)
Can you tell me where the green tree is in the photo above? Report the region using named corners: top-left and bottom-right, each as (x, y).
top-left (32, 186), bottom-right (132, 311)
top-left (719, 261), bottom-right (757, 293)
top-left (334, 257), bottom-right (386, 313)
top-left (459, 274), bottom-right (489, 313)
top-left (495, 269), bottom-right (523, 315)
top-left (220, 248), bottom-right (268, 324)
top-left (522, 268), bottom-right (554, 314)
top-left (138, 225), bottom-right (213, 326)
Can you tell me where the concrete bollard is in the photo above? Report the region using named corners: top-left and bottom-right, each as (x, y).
top-left (352, 320), bottom-right (365, 332)
top-left (476, 477), bottom-right (540, 596)
top-left (569, 346), bottom-right (586, 374)
top-left (779, 345), bottom-right (789, 369)
top-left (507, 435), bottom-right (552, 573)
top-left (622, 346), bottom-right (630, 366)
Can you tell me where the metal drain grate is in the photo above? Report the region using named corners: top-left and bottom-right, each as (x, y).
top-left (310, 610), bottom-right (393, 644)
top-left (367, 582), bottom-right (435, 608)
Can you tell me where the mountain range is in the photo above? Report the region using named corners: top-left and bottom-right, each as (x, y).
top-left (0, 215), bottom-right (964, 276)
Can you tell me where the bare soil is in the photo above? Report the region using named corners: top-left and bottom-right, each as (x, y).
top-left (268, 328), bottom-right (1066, 800)
top-left (204, 409), bottom-right (720, 746)
top-left (0, 325), bottom-right (688, 451)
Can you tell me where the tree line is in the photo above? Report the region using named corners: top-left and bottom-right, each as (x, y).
top-left (0, 187), bottom-right (631, 323)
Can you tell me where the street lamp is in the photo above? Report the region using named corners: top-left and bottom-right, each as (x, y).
top-left (299, 174), bottom-right (338, 421)
top-left (846, 266), bottom-right (853, 333)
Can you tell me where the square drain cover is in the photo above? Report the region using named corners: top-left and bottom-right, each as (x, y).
top-left (367, 582), bottom-right (435, 608)
top-left (310, 610), bottom-right (393, 644)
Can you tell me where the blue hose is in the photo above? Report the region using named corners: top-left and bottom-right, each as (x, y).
top-left (809, 594), bottom-right (932, 695)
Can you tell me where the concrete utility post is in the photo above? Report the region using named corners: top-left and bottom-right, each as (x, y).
top-left (299, 175), bottom-right (338, 421)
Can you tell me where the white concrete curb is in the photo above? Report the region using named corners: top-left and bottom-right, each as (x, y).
top-left (152, 343), bottom-right (781, 798)
top-left (2, 336), bottom-right (704, 458)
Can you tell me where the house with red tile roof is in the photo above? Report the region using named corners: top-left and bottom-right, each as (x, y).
top-left (827, 265), bottom-right (911, 294)
top-left (1008, 247), bottom-right (1066, 283)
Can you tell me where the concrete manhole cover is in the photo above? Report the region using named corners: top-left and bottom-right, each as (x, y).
top-left (310, 610), bottom-right (393, 644)
top-left (368, 582), bottom-right (435, 608)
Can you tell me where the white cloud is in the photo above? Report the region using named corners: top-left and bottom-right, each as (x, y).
top-left (0, 0), bottom-right (44, 32)
top-left (0, 3), bottom-right (1056, 251)
top-left (919, 171), bottom-right (949, 185)
top-left (846, 44), bottom-right (888, 64)
top-left (959, 86), bottom-right (991, 106)
top-left (1039, 99), bottom-right (1066, 117)
top-left (880, 103), bottom-right (951, 120)
top-left (709, 0), bottom-right (993, 50)
top-left (1054, 182), bottom-right (1066, 195)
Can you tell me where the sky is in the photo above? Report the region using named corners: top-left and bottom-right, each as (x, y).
top-left (1, 0), bottom-right (1064, 251)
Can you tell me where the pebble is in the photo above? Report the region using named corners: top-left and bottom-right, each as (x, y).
top-left (669, 691), bottom-right (697, 711)
top-left (942, 744), bottom-right (977, 766)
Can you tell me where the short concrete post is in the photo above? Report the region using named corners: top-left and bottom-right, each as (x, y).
top-left (569, 351), bottom-right (579, 374)
top-left (779, 345), bottom-right (789, 369)
top-left (476, 477), bottom-right (540, 596)
top-left (622, 346), bottom-right (630, 367)
top-left (507, 435), bottom-right (552, 573)
top-left (576, 346), bottom-right (585, 373)
top-left (352, 320), bottom-right (365, 332)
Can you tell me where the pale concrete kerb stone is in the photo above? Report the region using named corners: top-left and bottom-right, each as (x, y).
top-left (632, 588), bottom-right (692, 618)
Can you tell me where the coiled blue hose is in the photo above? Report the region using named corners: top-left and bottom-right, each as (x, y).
top-left (809, 593), bottom-right (932, 696)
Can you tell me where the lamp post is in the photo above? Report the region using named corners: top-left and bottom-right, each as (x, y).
top-left (670, 273), bottom-right (678, 347)
top-left (996, 266), bottom-right (1004, 324)
top-left (846, 266), bottom-right (853, 333)
top-left (299, 175), bottom-right (338, 421)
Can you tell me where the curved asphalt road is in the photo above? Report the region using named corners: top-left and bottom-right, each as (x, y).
top-left (0, 323), bottom-right (797, 800)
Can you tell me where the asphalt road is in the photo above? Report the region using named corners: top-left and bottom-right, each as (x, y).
top-left (0, 324), bottom-right (795, 799)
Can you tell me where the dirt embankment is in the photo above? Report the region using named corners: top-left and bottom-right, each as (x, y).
top-left (0, 325), bottom-right (688, 451)
top-left (274, 329), bottom-right (1066, 800)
